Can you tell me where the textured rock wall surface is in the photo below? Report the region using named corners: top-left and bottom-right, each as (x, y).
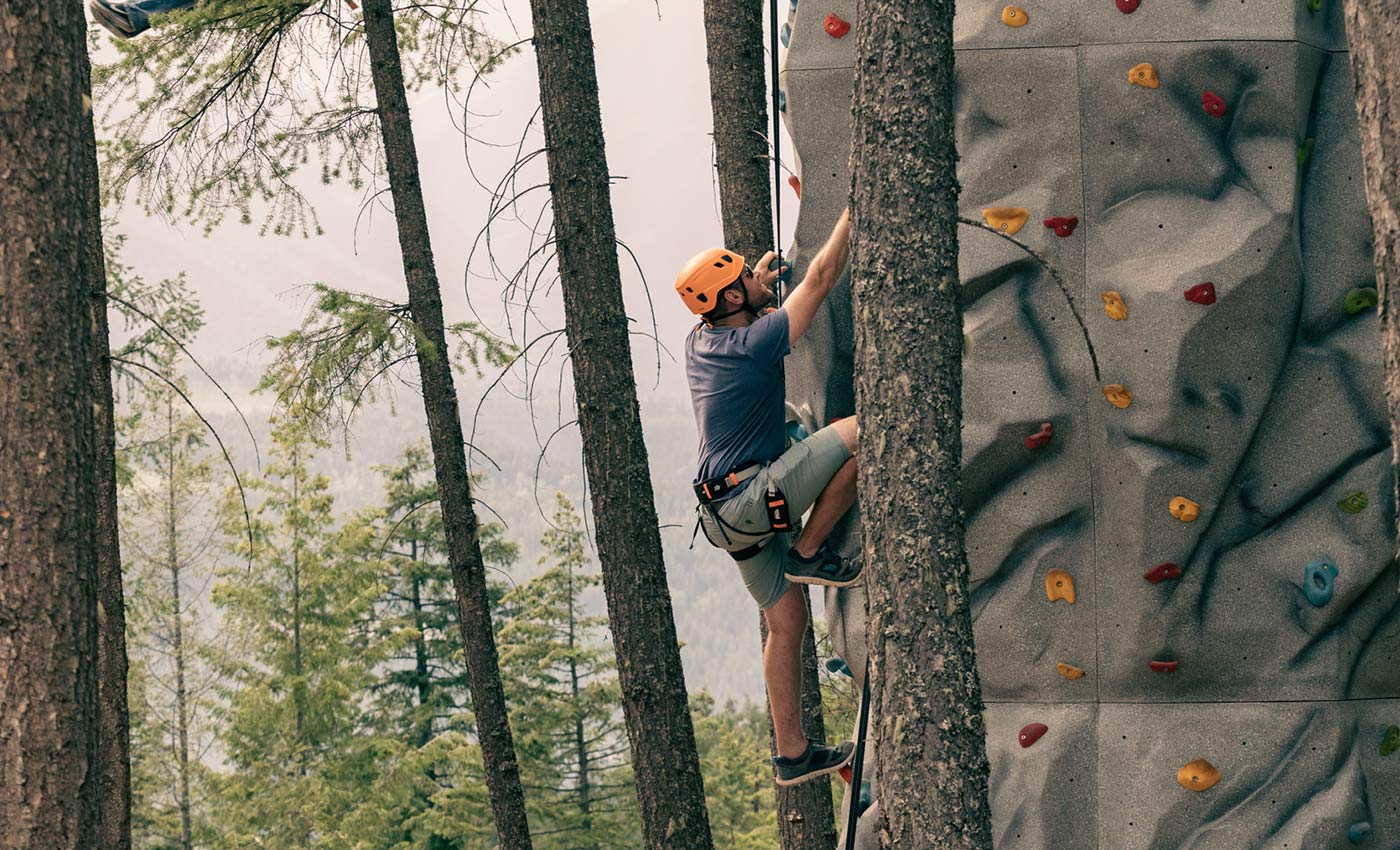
top-left (776, 1), bottom-right (1400, 847)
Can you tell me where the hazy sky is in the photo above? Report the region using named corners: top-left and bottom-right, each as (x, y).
top-left (100, 0), bottom-right (803, 701)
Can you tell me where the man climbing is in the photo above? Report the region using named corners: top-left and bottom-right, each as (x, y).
top-left (678, 208), bottom-right (860, 785)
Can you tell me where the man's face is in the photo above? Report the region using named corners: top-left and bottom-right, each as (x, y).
top-left (738, 264), bottom-right (775, 311)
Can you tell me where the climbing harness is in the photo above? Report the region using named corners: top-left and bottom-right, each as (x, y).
top-left (690, 462), bottom-right (792, 561)
top-left (843, 663), bottom-right (871, 850)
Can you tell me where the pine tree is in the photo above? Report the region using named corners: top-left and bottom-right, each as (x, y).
top-left (526, 2), bottom-right (715, 845)
top-left (120, 356), bottom-right (221, 850)
top-left (690, 695), bottom-right (777, 850)
top-left (498, 495), bottom-right (641, 850)
top-left (210, 420), bottom-right (381, 850)
top-left (0, 0), bottom-right (103, 843)
top-left (849, 0), bottom-right (994, 846)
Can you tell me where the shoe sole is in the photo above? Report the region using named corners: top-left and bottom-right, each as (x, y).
top-left (773, 747), bottom-right (856, 787)
top-left (784, 571), bottom-right (863, 589)
top-left (89, 0), bottom-right (139, 37)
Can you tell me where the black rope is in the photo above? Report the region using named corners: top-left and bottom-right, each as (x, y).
top-left (770, 0), bottom-right (784, 305)
top-left (844, 663), bottom-right (871, 849)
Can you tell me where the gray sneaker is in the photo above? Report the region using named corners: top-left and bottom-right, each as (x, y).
top-left (784, 543), bottom-right (862, 588)
top-left (773, 740), bottom-right (855, 786)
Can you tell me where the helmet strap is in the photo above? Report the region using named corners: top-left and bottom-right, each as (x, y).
top-left (701, 281), bottom-right (758, 327)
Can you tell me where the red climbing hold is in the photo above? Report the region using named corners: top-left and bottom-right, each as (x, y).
top-left (1144, 562), bottom-right (1182, 584)
top-left (788, 175), bottom-right (801, 198)
top-left (1116, 0), bottom-right (1140, 12)
top-left (839, 764), bottom-right (852, 784)
top-left (1150, 660), bottom-right (1179, 673)
top-left (1185, 282), bottom-right (1216, 305)
top-left (1043, 216), bottom-right (1079, 238)
top-left (1024, 422), bottom-right (1053, 449)
top-left (1201, 90), bottom-right (1228, 118)
top-left (1019, 723), bottom-right (1048, 748)
top-left (824, 13), bottom-right (850, 38)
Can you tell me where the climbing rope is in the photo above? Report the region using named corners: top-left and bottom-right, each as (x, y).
top-left (770, 0), bottom-right (784, 306)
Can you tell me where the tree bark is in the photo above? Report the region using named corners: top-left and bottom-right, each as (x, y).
top-left (527, 2), bottom-right (715, 848)
top-left (703, 2), bottom-right (836, 845)
top-left (166, 401), bottom-right (194, 850)
top-left (849, 1), bottom-right (995, 847)
top-left (82, 33), bottom-right (135, 850)
top-left (0, 0), bottom-right (103, 845)
top-left (1341, 0), bottom-right (1400, 584)
top-left (702, 0), bottom-right (773, 261)
top-left (360, 1), bottom-right (534, 847)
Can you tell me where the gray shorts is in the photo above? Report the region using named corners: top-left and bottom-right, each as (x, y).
top-left (697, 423), bottom-right (853, 609)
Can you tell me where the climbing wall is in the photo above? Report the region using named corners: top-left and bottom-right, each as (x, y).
top-left (776, 1), bottom-right (1400, 847)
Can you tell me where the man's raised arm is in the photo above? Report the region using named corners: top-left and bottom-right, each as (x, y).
top-left (782, 208), bottom-right (851, 346)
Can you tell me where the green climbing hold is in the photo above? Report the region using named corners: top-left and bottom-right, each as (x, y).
top-left (1344, 287), bottom-right (1379, 315)
top-left (1298, 138), bottom-right (1315, 167)
top-left (1381, 725), bottom-right (1400, 757)
top-left (1307, 0), bottom-right (1323, 12)
top-left (1338, 492), bottom-right (1368, 514)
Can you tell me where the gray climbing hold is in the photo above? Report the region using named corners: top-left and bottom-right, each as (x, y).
top-left (825, 656), bottom-right (853, 678)
top-left (781, 22), bottom-right (791, 47)
top-left (778, 90), bottom-right (787, 113)
top-left (1303, 558), bottom-right (1339, 607)
top-left (1347, 821), bottom-right (1370, 843)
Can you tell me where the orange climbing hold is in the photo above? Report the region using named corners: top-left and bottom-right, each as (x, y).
top-left (1103, 384), bottom-right (1133, 409)
top-left (824, 13), bottom-right (850, 37)
top-left (1102, 291), bottom-right (1128, 321)
top-left (983, 207), bottom-right (1029, 235)
top-left (1001, 5), bottom-right (1029, 26)
top-left (1129, 63), bottom-right (1159, 88)
top-left (1201, 90), bottom-right (1228, 118)
top-left (1057, 663), bottom-right (1085, 680)
top-left (1045, 569), bottom-right (1076, 604)
top-left (1043, 215), bottom-right (1078, 237)
top-left (1177, 759), bottom-right (1221, 791)
top-left (1170, 496), bottom-right (1201, 523)
top-left (788, 175), bottom-right (801, 198)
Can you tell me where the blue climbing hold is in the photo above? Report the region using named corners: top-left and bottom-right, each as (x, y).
top-left (1303, 558), bottom-right (1339, 607)
top-left (786, 419), bottom-right (809, 444)
top-left (768, 256), bottom-right (792, 284)
top-left (781, 22), bottom-right (791, 47)
top-left (857, 780), bottom-right (874, 817)
top-left (825, 657), bottom-right (853, 678)
top-left (778, 90), bottom-right (787, 113)
top-left (1348, 821), bottom-right (1370, 844)
top-left (789, 0), bottom-right (798, 10)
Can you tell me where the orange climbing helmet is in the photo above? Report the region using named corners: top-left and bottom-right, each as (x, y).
top-left (675, 248), bottom-right (746, 315)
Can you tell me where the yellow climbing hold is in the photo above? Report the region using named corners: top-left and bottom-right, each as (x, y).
top-left (1129, 62), bottom-right (1159, 89)
top-left (1103, 384), bottom-right (1133, 409)
top-left (1177, 759), bottom-right (1221, 791)
top-left (1001, 5), bottom-right (1029, 26)
top-left (1102, 291), bottom-right (1128, 321)
top-left (983, 207), bottom-right (1029, 235)
top-left (1045, 569), bottom-right (1076, 604)
top-left (1170, 496), bottom-right (1201, 523)
top-left (1057, 663), bottom-right (1085, 680)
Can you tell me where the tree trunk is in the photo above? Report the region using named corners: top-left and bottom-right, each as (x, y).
top-left (703, 2), bottom-right (836, 845)
top-left (360, 1), bottom-right (534, 847)
top-left (849, 1), bottom-right (995, 847)
top-left (1341, 0), bottom-right (1400, 584)
top-left (0, 0), bottom-right (103, 844)
top-left (166, 403), bottom-right (193, 850)
top-left (82, 37), bottom-right (135, 850)
top-left (410, 547), bottom-right (434, 748)
top-left (527, 2), bottom-right (714, 848)
top-left (702, 0), bottom-right (772, 260)
top-left (566, 567), bottom-right (596, 850)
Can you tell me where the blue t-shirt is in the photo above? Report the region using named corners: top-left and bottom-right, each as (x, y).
top-left (686, 308), bottom-right (791, 489)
